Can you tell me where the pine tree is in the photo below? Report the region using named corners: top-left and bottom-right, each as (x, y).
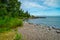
top-left (0, 0), bottom-right (7, 17)
top-left (7, 0), bottom-right (21, 17)
top-left (0, 0), bottom-right (30, 18)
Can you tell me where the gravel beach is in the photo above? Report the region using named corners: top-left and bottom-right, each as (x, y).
top-left (17, 22), bottom-right (60, 40)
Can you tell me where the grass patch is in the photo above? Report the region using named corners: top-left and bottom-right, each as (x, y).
top-left (0, 16), bottom-right (23, 32)
top-left (0, 27), bottom-right (23, 40)
top-left (0, 30), bottom-right (23, 40)
top-left (0, 16), bottom-right (23, 28)
top-left (9, 18), bottom-right (23, 28)
top-left (0, 16), bottom-right (23, 40)
top-left (0, 28), bottom-right (23, 40)
top-left (14, 33), bottom-right (22, 40)
top-left (0, 27), bottom-right (10, 33)
top-left (0, 31), bottom-right (16, 40)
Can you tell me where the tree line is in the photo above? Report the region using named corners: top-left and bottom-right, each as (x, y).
top-left (0, 0), bottom-right (30, 19)
top-left (0, 0), bottom-right (31, 31)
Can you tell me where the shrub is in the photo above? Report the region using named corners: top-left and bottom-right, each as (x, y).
top-left (0, 16), bottom-right (10, 28)
top-left (0, 16), bottom-right (23, 32)
top-left (9, 18), bottom-right (23, 28)
top-left (0, 16), bottom-right (23, 28)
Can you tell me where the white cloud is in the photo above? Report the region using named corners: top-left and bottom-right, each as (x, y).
top-left (43, 0), bottom-right (60, 8)
top-left (20, 0), bottom-right (60, 16)
top-left (20, 0), bottom-right (60, 8)
top-left (21, 1), bottom-right (49, 10)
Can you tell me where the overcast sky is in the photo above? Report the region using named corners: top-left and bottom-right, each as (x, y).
top-left (19, 0), bottom-right (60, 16)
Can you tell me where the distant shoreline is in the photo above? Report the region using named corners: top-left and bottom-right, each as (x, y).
top-left (30, 16), bottom-right (46, 19)
top-left (25, 16), bottom-right (60, 29)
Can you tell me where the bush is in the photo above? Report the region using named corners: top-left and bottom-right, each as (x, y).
top-left (0, 27), bottom-right (10, 33)
top-left (0, 16), bottom-right (10, 28)
top-left (9, 18), bottom-right (23, 28)
top-left (0, 16), bottom-right (23, 28)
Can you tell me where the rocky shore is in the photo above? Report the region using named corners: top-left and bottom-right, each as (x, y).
top-left (17, 22), bottom-right (60, 40)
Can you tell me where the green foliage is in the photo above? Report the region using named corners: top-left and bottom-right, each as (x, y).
top-left (0, 17), bottom-right (23, 33)
top-left (0, 17), bottom-right (23, 28)
top-left (14, 33), bottom-right (22, 40)
top-left (0, 16), bottom-right (10, 28)
top-left (0, 0), bottom-right (31, 39)
top-left (9, 18), bottom-right (23, 28)
top-left (0, 0), bottom-right (31, 33)
top-left (0, 0), bottom-right (31, 18)
top-left (0, 27), bottom-right (10, 33)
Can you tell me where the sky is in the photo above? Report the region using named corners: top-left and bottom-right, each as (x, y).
top-left (18, 0), bottom-right (60, 16)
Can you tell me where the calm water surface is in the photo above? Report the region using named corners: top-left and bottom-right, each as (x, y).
top-left (26, 16), bottom-right (60, 28)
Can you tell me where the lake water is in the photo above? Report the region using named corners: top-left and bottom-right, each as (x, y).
top-left (26, 16), bottom-right (60, 28)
